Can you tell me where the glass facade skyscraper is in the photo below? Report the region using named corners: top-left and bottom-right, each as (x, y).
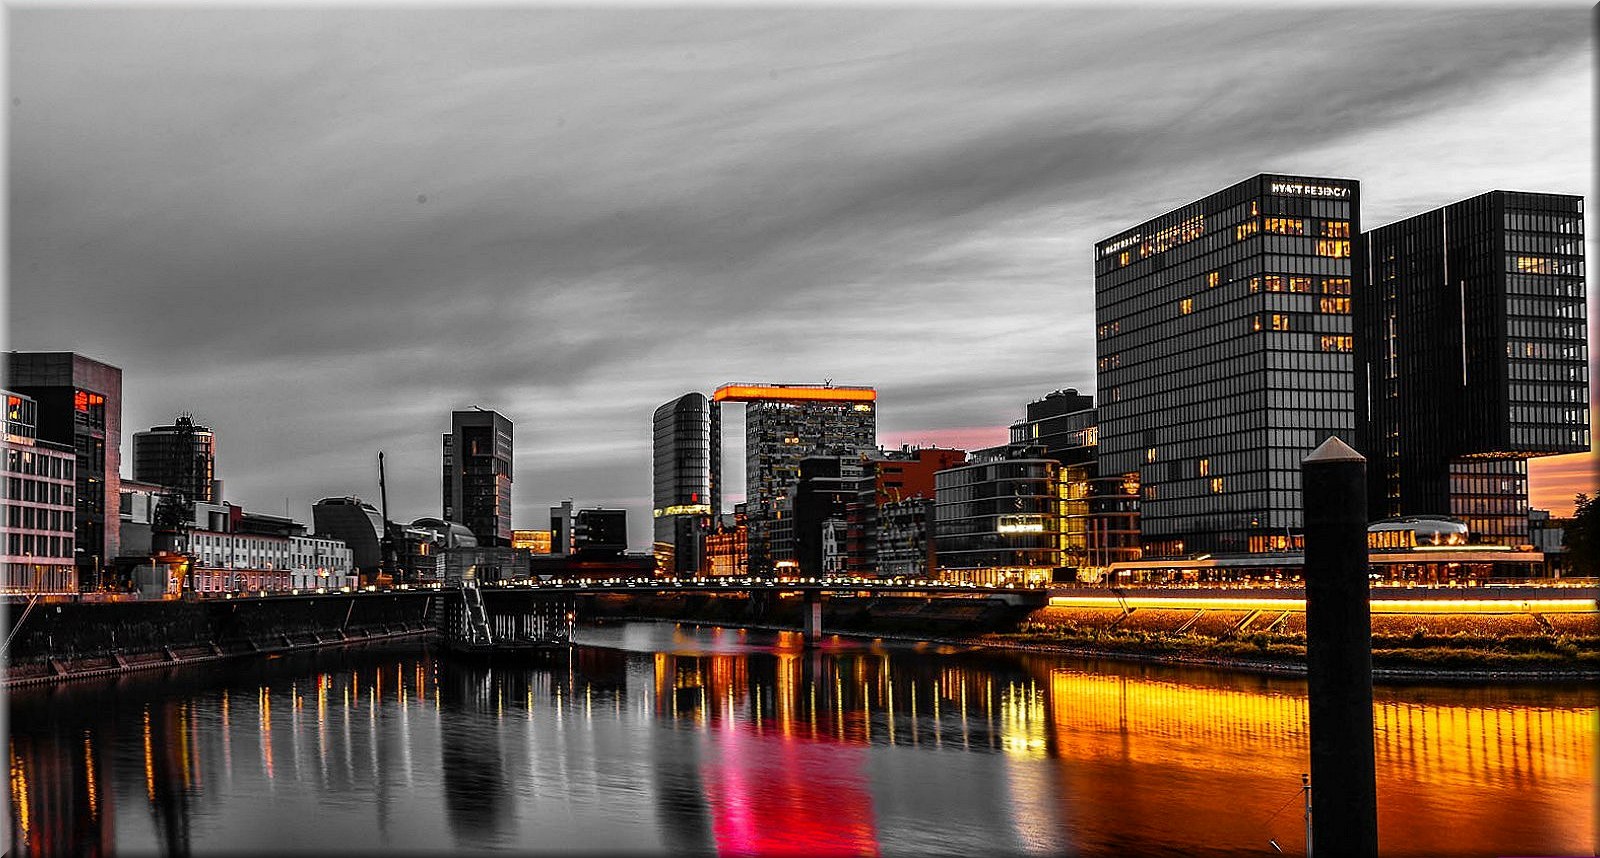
top-left (442, 409), bottom-right (514, 548)
top-left (709, 384), bottom-right (876, 575)
top-left (653, 392), bottom-right (711, 576)
top-left (1358, 190), bottom-right (1588, 544)
top-left (1094, 174), bottom-right (1360, 557)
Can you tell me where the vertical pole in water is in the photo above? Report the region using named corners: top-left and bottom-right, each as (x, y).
top-left (1301, 436), bottom-right (1378, 858)
top-left (1303, 772), bottom-right (1312, 858)
top-left (802, 590), bottom-right (823, 645)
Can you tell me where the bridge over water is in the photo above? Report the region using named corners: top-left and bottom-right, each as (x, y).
top-left (450, 578), bottom-right (1052, 651)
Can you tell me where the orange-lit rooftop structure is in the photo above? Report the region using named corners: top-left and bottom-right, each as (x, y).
top-left (712, 384), bottom-right (876, 404)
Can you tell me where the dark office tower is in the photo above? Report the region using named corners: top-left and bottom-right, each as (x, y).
top-left (710, 384), bottom-right (877, 575)
top-left (4, 352), bottom-right (122, 588)
top-left (132, 415), bottom-right (216, 504)
top-left (653, 393), bottom-right (711, 576)
top-left (443, 409), bottom-right (514, 547)
top-left (1095, 174), bottom-right (1360, 558)
top-left (1358, 191), bottom-right (1588, 544)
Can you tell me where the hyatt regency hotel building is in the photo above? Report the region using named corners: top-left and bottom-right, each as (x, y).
top-left (1095, 174), bottom-right (1360, 557)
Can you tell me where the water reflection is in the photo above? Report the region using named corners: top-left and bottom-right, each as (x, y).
top-left (4, 625), bottom-right (1595, 857)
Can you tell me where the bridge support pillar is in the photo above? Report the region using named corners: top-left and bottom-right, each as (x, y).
top-left (802, 590), bottom-right (824, 645)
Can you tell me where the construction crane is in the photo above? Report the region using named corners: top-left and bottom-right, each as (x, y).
top-left (377, 451), bottom-right (400, 586)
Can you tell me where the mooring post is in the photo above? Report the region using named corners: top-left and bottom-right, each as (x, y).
top-left (802, 589), bottom-right (823, 645)
top-left (1301, 436), bottom-right (1378, 858)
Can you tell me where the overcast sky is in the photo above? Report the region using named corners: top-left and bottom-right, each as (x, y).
top-left (7, 4), bottom-right (1596, 548)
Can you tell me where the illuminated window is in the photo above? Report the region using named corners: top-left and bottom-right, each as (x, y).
top-left (1322, 277), bottom-right (1351, 295)
top-left (1264, 217), bottom-right (1304, 235)
top-left (1264, 275), bottom-right (1285, 292)
top-left (1145, 448), bottom-right (1157, 464)
top-left (1118, 251), bottom-right (1131, 267)
top-left (1138, 215), bottom-right (1206, 258)
top-left (1321, 221), bottom-right (1350, 238)
top-left (1206, 271), bottom-right (1221, 288)
top-left (1248, 277), bottom-right (1261, 293)
top-left (1270, 314), bottom-right (1289, 331)
top-left (1515, 256), bottom-right (1553, 274)
top-left (1319, 335), bottom-right (1353, 352)
top-left (1252, 315), bottom-right (1263, 332)
top-left (1319, 297), bottom-right (1351, 314)
top-left (1249, 534), bottom-right (1303, 553)
top-left (1316, 239), bottom-right (1351, 258)
top-left (1234, 220), bottom-right (1259, 240)
top-left (1250, 201), bottom-right (1259, 216)
top-left (1288, 277), bottom-right (1312, 293)
top-left (1180, 298), bottom-right (1194, 314)
top-left (1209, 477), bottom-right (1224, 494)
top-left (1197, 458), bottom-right (1210, 476)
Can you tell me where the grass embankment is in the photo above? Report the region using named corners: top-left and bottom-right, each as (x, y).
top-left (985, 623), bottom-right (1600, 672)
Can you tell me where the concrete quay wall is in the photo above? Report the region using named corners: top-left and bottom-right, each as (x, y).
top-left (2, 591), bottom-right (438, 686)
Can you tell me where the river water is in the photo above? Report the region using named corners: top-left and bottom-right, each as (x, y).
top-left (6, 622), bottom-right (1595, 857)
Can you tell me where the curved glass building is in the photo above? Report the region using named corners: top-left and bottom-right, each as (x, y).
top-left (132, 414), bottom-right (216, 504)
top-left (653, 393), bottom-right (710, 576)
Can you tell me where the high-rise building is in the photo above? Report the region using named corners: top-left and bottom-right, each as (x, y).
top-left (1358, 190), bottom-right (1589, 544)
top-left (2, 390), bottom-right (77, 594)
top-left (132, 414), bottom-right (216, 504)
top-left (1095, 174), bottom-right (1360, 557)
top-left (653, 393), bottom-right (711, 576)
top-left (4, 352), bottom-right (123, 588)
top-left (443, 409), bottom-right (514, 547)
top-left (1004, 389), bottom-right (1141, 577)
top-left (710, 384), bottom-right (877, 575)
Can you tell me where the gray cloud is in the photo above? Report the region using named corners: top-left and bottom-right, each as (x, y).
top-left (8, 6), bottom-right (1592, 547)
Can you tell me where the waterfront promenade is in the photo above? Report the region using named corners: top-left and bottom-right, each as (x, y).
top-left (5, 578), bottom-right (1594, 686)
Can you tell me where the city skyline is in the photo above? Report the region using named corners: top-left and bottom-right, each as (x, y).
top-left (8, 6), bottom-right (1595, 549)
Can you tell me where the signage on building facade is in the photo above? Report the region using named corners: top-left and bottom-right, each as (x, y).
top-left (1269, 181), bottom-right (1351, 199)
top-left (1100, 234), bottom-right (1141, 258)
top-left (654, 504), bottom-right (712, 518)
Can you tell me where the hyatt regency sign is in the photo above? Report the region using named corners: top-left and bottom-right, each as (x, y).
top-left (1270, 181), bottom-right (1351, 199)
